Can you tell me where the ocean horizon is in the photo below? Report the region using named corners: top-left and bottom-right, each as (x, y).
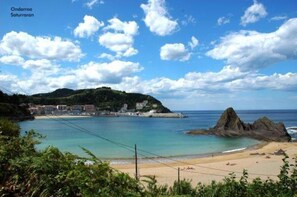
top-left (19, 109), bottom-right (297, 161)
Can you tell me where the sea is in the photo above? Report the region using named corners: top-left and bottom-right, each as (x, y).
top-left (19, 110), bottom-right (297, 161)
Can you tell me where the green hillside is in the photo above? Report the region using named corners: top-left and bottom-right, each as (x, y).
top-left (0, 91), bottom-right (34, 121)
top-left (23, 87), bottom-right (171, 113)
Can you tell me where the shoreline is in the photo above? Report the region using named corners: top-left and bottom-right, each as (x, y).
top-left (34, 115), bottom-right (92, 119)
top-left (33, 112), bottom-right (185, 119)
top-left (112, 141), bottom-right (297, 185)
top-left (105, 141), bottom-right (268, 165)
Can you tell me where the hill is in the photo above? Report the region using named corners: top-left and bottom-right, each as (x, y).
top-left (0, 91), bottom-right (34, 121)
top-left (22, 87), bottom-right (171, 113)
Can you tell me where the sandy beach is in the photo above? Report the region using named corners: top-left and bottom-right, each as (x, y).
top-left (112, 142), bottom-right (297, 186)
top-left (34, 115), bottom-right (91, 119)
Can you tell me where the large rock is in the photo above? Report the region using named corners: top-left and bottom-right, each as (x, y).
top-left (251, 117), bottom-right (290, 141)
top-left (213, 107), bottom-right (250, 134)
top-left (188, 107), bottom-right (291, 142)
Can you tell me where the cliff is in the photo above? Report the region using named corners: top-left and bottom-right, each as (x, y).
top-left (187, 107), bottom-right (291, 142)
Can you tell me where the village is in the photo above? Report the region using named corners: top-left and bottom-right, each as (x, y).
top-left (27, 100), bottom-right (184, 118)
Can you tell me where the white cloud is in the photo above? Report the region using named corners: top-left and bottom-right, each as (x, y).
top-left (73, 60), bottom-right (143, 84)
top-left (226, 72), bottom-right (297, 91)
top-left (98, 53), bottom-right (115, 61)
top-left (0, 74), bottom-right (21, 93)
top-left (207, 18), bottom-right (297, 71)
top-left (111, 66), bottom-right (297, 96)
top-left (0, 60), bottom-right (143, 94)
top-left (99, 32), bottom-right (137, 57)
top-left (160, 43), bottom-right (190, 61)
top-left (85, 0), bottom-right (104, 9)
top-left (0, 31), bottom-right (83, 62)
top-left (2, 61), bottom-right (297, 109)
top-left (104, 17), bottom-right (138, 36)
top-left (217, 16), bottom-right (230, 26)
top-left (270, 15), bottom-right (288, 21)
top-left (74, 15), bottom-right (104, 38)
top-left (188, 36), bottom-right (199, 49)
top-left (0, 55), bottom-right (24, 65)
top-left (98, 17), bottom-right (138, 57)
top-left (241, 0), bottom-right (267, 26)
top-left (141, 0), bottom-right (178, 36)
top-left (22, 59), bottom-right (60, 73)
top-left (160, 37), bottom-right (198, 61)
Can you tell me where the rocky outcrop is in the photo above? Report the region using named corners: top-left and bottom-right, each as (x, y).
top-left (187, 107), bottom-right (291, 142)
top-left (212, 107), bottom-right (252, 135)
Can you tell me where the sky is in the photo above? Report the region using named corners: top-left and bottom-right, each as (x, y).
top-left (0, 0), bottom-right (297, 110)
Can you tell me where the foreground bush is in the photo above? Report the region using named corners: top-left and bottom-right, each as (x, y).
top-left (0, 119), bottom-right (297, 196)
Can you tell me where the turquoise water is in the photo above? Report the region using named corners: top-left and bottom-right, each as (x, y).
top-left (19, 110), bottom-right (297, 159)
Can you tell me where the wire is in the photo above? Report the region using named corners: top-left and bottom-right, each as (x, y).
top-left (48, 112), bottom-right (279, 178)
top-left (0, 86), bottom-right (279, 178)
top-left (135, 147), bottom-right (278, 177)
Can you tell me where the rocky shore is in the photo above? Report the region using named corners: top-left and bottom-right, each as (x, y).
top-left (187, 107), bottom-right (291, 142)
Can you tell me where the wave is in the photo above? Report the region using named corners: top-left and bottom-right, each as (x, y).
top-left (222, 147), bottom-right (246, 153)
top-left (286, 126), bottom-right (297, 133)
top-left (287, 126), bottom-right (297, 134)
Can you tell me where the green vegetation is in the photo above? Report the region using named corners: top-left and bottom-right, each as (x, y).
top-left (20, 87), bottom-right (171, 113)
top-left (0, 91), bottom-right (33, 121)
top-left (1, 119), bottom-right (297, 196)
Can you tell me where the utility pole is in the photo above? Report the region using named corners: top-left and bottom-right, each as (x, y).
top-left (135, 144), bottom-right (138, 180)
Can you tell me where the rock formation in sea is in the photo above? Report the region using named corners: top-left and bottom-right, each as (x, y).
top-left (187, 107), bottom-right (291, 142)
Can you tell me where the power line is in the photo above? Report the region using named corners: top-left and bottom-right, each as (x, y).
top-left (0, 86), bottom-right (279, 178)
top-left (44, 111), bottom-right (279, 178)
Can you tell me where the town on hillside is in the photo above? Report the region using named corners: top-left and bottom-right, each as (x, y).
top-left (27, 100), bottom-right (184, 118)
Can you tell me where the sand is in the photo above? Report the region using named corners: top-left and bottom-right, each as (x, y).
top-left (34, 115), bottom-right (91, 119)
top-left (112, 142), bottom-right (297, 186)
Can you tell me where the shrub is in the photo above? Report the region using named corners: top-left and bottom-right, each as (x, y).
top-left (1, 118), bottom-right (297, 196)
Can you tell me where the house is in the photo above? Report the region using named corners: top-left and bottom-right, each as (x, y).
top-left (70, 105), bottom-right (82, 114)
top-left (43, 105), bottom-right (57, 114)
top-left (83, 105), bottom-right (96, 113)
top-left (57, 105), bottom-right (68, 111)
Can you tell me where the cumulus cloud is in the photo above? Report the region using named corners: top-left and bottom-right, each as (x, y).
top-left (141, 0), bottom-right (178, 36)
top-left (188, 36), bottom-right (199, 49)
top-left (0, 31), bottom-right (83, 61)
top-left (217, 16), bottom-right (230, 26)
top-left (98, 53), bottom-right (115, 61)
top-left (160, 36), bottom-right (198, 61)
top-left (98, 17), bottom-right (138, 57)
top-left (207, 18), bottom-right (297, 71)
top-left (74, 15), bottom-right (104, 38)
top-left (73, 60), bottom-right (143, 84)
top-left (111, 66), bottom-right (297, 96)
top-left (241, 0), bottom-right (267, 26)
top-left (160, 43), bottom-right (190, 61)
top-left (2, 61), bottom-right (297, 108)
top-left (226, 72), bottom-right (297, 91)
top-left (103, 17), bottom-right (138, 36)
top-left (22, 59), bottom-right (60, 73)
top-left (0, 55), bottom-right (24, 65)
top-left (0, 60), bottom-right (143, 94)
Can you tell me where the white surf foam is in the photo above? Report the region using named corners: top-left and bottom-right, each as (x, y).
top-left (222, 147), bottom-right (246, 153)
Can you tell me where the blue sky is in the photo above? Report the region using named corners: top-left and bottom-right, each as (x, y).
top-left (0, 0), bottom-right (297, 110)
